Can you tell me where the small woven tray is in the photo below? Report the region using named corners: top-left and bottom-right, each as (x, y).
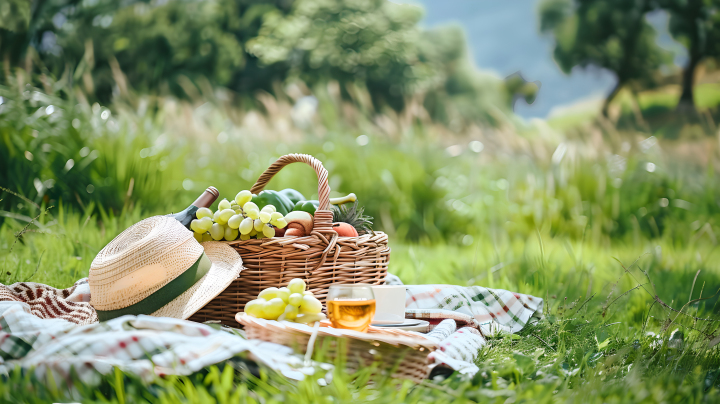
top-left (236, 313), bottom-right (436, 383)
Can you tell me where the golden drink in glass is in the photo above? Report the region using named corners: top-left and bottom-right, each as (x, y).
top-left (327, 299), bottom-right (376, 332)
top-left (326, 284), bottom-right (376, 332)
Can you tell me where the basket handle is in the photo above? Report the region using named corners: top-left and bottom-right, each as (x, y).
top-left (250, 153), bottom-right (331, 212)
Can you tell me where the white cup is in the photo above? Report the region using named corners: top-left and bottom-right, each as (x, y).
top-left (371, 285), bottom-right (406, 324)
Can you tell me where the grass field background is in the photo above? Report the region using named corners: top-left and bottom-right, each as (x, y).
top-left (2, 74), bottom-right (720, 402)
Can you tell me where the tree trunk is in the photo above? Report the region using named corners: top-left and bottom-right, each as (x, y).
top-left (602, 80), bottom-right (623, 117)
top-left (675, 0), bottom-right (702, 115)
top-left (676, 52), bottom-right (700, 113)
top-left (602, 0), bottom-right (648, 118)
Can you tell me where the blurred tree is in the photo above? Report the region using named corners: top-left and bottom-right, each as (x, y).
top-left (0, 0), bottom-right (31, 32)
top-left (539, 0), bottom-right (670, 116)
top-left (0, 0), bottom-right (80, 72)
top-left (246, 0), bottom-right (435, 112)
top-left (0, 0), bottom-right (292, 102)
top-left (417, 25), bottom-right (513, 128)
top-left (658, 0), bottom-right (720, 112)
top-left (0, 0), bottom-right (513, 127)
top-left (504, 72), bottom-right (540, 111)
top-left (70, 0), bottom-right (245, 100)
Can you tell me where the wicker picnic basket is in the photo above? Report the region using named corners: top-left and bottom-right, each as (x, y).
top-left (189, 154), bottom-right (391, 326)
top-left (236, 313), bottom-right (435, 383)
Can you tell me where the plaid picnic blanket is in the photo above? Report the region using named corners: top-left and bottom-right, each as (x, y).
top-left (0, 300), bottom-right (312, 388)
top-left (0, 278), bottom-right (96, 325)
top-left (404, 284), bottom-right (544, 335)
top-left (0, 275), bottom-right (543, 383)
top-left (400, 283), bottom-right (544, 374)
top-left (425, 319), bottom-right (485, 375)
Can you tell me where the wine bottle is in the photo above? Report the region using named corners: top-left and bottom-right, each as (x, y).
top-left (170, 186), bottom-right (219, 227)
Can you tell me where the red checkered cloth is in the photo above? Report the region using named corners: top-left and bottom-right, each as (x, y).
top-left (0, 278), bottom-right (96, 325)
top-left (0, 278), bottom-right (324, 386)
top-left (0, 301), bottom-right (317, 388)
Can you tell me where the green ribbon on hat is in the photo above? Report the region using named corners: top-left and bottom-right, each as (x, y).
top-left (96, 252), bottom-right (211, 322)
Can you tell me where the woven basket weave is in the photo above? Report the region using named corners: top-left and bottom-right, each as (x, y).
top-left (190, 154), bottom-right (390, 326)
top-left (236, 314), bottom-right (434, 383)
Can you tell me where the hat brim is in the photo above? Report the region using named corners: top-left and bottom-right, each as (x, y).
top-left (151, 241), bottom-right (242, 320)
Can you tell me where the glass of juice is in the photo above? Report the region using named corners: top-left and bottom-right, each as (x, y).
top-left (326, 284), bottom-right (376, 332)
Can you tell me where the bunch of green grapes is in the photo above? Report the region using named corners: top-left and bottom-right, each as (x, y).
top-left (189, 190), bottom-right (289, 242)
top-left (244, 278), bottom-right (326, 323)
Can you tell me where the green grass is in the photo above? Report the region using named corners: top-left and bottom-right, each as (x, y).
top-left (636, 82), bottom-right (720, 111)
top-left (696, 83), bottom-right (720, 110)
top-left (2, 195), bottom-right (720, 402)
top-left (2, 79), bottom-right (720, 402)
top-left (547, 82), bottom-right (720, 139)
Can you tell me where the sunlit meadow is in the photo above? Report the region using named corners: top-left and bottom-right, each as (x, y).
top-left (1, 71), bottom-right (720, 401)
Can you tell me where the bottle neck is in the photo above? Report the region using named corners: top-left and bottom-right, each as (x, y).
top-left (192, 186), bottom-right (219, 208)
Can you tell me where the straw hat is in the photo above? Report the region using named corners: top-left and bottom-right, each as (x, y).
top-left (89, 215), bottom-right (242, 321)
